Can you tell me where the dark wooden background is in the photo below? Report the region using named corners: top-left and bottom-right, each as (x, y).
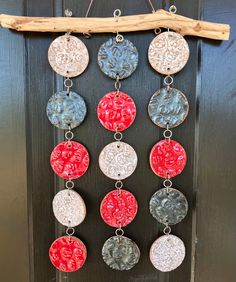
top-left (0, 0), bottom-right (235, 281)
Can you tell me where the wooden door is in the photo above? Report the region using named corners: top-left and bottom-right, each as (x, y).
top-left (0, 0), bottom-right (235, 281)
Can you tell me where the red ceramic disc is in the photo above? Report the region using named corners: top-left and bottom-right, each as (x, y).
top-left (97, 91), bottom-right (136, 132)
top-left (100, 189), bottom-right (138, 227)
top-left (49, 236), bottom-right (87, 272)
top-left (150, 139), bottom-right (187, 178)
top-left (50, 141), bottom-right (89, 179)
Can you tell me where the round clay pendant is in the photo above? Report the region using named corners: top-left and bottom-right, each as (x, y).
top-left (50, 141), bottom-right (89, 179)
top-left (150, 234), bottom-right (185, 272)
top-left (148, 88), bottom-right (189, 128)
top-left (100, 189), bottom-right (138, 227)
top-left (53, 189), bottom-right (86, 227)
top-left (48, 35), bottom-right (89, 77)
top-left (102, 236), bottom-right (140, 271)
top-left (150, 139), bottom-right (187, 178)
top-left (49, 236), bottom-right (87, 272)
top-left (97, 91), bottom-right (136, 132)
top-left (46, 90), bottom-right (87, 130)
top-left (148, 31), bottom-right (189, 75)
top-left (149, 188), bottom-right (188, 225)
top-left (98, 37), bottom-right (138, 79)
top-left (99, 141), bottom-right (138, 180)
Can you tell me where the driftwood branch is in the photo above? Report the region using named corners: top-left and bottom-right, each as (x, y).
top-left (0, 9), bottom-right (230, 40)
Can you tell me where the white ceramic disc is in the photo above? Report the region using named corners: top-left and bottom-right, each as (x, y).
top-left (99, 141), bottom-right (138, 180)
top-left (148, 31), bottom-right (189, 75)
top-left (150, 234), bottom-right (185, 272)
top-left (53, 189), bottom-right (86, 227)
top-left (48, 35), bottom-right (89, 77)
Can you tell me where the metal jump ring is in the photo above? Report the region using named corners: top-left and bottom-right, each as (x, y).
top-left (163, 179), bottom-right (172, 188)
top-left (66, 227), bottom-right (75, 236)
top-left (64, 78), bottom-right (73, 88)
top-left (163, 225), bottom-right (171, 235)
top-left (113, 9), bottom-right (121, 17)
top-left (154, 28), bottom-right (162, 35)
top-left (163, 129), bottom-right (172, 139)
top-left (115, 180), bottom-right (123, 189)
top-left (116, 33), bottom-right (124, 43)
top-left (164, 75), bottom-right (174, 86)
top-left (65, 180), bottom-right (75, 189)
top-left (169, 5), bottom-right (177, 14)
top-left (65, 130), bottom-right (74, 141)
top-left (115, 228), bottom-right (124, 236)
top-left (114, 131), bottom-right (123, 141)
top-left (115, 80), bottom-right (121, 90)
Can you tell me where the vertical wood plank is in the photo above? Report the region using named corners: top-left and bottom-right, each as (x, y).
top-left (25, 0), bottom-right (57, 281)
top-left (195, 0), bottom-right (236, 281)
top-left (0, 0), bottom-right (29, 281)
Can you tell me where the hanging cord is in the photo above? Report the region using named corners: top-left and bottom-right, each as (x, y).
top-left (146, 0), bottom-right (161, 35)
top-left (147, 0), bottom-right (156, 13)
top-left (83, 0), bottom-right (94, 38)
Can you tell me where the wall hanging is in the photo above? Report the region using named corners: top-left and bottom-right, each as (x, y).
top-left (148, 4), bottom-right (189, 272)
top-left (0, 1), bottom-right (230, 275)
top-left (97, 9), bottom-right (140, 271)
top-left (47, 9), bottom-right (90, 273)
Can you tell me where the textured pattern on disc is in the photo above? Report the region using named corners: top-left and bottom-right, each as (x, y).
top-left (150, 234), bottom-right (185, 272)
top-left (148, 88), bottom-right (189, 128)
top-left (46, 91), bottom-right (86, 130)
top-left (99, 141), bottom-right (138, 180)
top-left (149, 188), bottom-right (188, 225)
top-left (50, 141), bottom-right (89, 179)
top-left (98, 37), bottom-right (138, 79)
top-left (97, 91), bottom-right (136, 132)
top-left (53, 189), bottom-right (86, 227)
top-left (150, 139), bottom-right (187, 178)
top-left (49, 236), bottom-right (87, 272)
top-left (148, 31), bottom-right (189, 75)
top-left (100, 189), bottom-right (138, 227)
top-left (48, 35), bottom-right (89, 77)
top-left (102, 236), bottom-right (140, 270)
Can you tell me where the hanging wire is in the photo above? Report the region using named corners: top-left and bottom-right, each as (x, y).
top-left (85, 0), bottom-right (94, 17)
top-left (83, 0), bottom-right (94, 38)
top-left (147, 0), bottom-right (156, 13)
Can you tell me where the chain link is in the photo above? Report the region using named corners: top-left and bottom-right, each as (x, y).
top-left (115, 228), bottom-right (124, 237)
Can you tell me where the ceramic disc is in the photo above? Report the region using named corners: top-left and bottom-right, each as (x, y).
top-left (53, 189), bottom-right (86, 227)
top-left (97, 91), bottom-right (136, 132)
top-left (50, 141), bottom-right (89, 179)
top-left (49, 236), bottom-right (87, 272)
top-left (98, 37), bottom-right (138, 79)
top-left (148, 31), bottom-right (189, 75)
top-left (150, 139), bottom-right (187, 178)
top-left (148, 87), bottom-right (189, 128)
top-left (149, 188), bottom-right (188, 225)
top-left (102, 236), bottom-right (140, 271)
top-left (46, 90), bottom-right (86, 130)
top-left (100, 189), bottom-right (138, 227)
top-left (48, 35), bottom-right (89, 77)
top-left (99, 141), bottom-right (138, 180)
top-left (150, 234), bottom-right (185, 272)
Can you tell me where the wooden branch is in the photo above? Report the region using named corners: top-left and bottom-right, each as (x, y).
top-left (0, 9), bottom-right (230, 40)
